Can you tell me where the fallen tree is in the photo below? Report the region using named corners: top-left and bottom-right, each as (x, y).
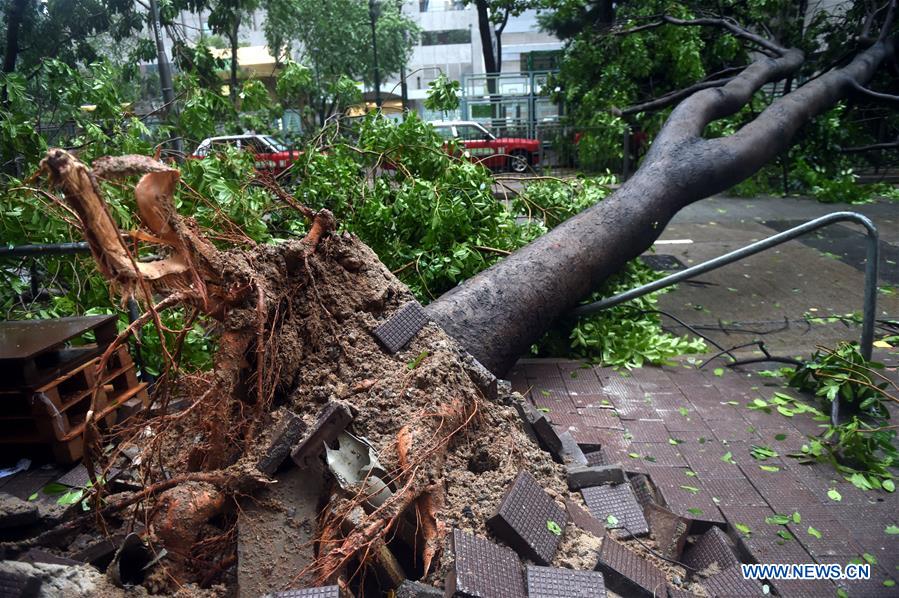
top-left (23, 6), bottom-right (898, 595)
top-left (428, 9), bottom-right (899, 375)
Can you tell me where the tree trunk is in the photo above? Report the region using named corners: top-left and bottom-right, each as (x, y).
top-left (1, 0), bottom-right (28, 105)
top-left (426, 34), bottom-right (897, 376)
top-left (229, 17), bottom-right (241, 105)
top-left (474, 0), bottom-right (497, 94)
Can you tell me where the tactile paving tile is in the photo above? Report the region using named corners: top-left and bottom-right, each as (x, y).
top-left (526, 565), bottom-right (607, 598)
top-left (581, 483), bottom-right (649, 538)
top-left (564, 498), bottom-right (606, 538)
top-left (699, 478), bottom-right (767, 507)
top-left (371, 301), bottom-right (428, 353)
top-left (584, 450), bottom-right (605, 466)
top-left (595, 538), bottom-right (667, 597)
top-left (487, 471), bottom-right (567, 565)
top-left (699, 565), bottom-right (765, 597)
top-left (683, 526), bottom-right (740, 573)
top-left (0, 570), bottom-right (41, 598)
top-left (272, 587), bottom-right (342, 598)
top-left (629, 474), bottom-right (656, 509)
top-left (448, 529), bottom-right (526, 598)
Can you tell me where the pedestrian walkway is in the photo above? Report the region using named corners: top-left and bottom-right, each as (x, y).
top-left (510, 356), bottom-right (899, 597)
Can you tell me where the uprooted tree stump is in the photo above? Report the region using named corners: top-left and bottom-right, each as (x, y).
top-left (37, 149), bottom-right (564, 594)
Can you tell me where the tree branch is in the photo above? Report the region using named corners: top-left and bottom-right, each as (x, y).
top-left (613, 14), bottom-right (785, 56)
top-left (849, 78), bottom-right (899, 103)
top-left (841, 137), bottom-right (899, 152)
top-left (617, 66), bottom-right (746, 116)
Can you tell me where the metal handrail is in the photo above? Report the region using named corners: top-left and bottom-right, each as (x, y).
top-left (572, 211), bottom-right (880, 361)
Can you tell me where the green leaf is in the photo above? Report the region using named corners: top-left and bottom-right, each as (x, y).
top-left (605, 514), bottom-right (619, 527)
top-left (760, 465), bottom-right (781, 472)
top-left (678, 407), bottom-right (690, 417)
top-left (56, 489), bottom-right (84, 506)
top-left (765, 514), bottom-right (791, 525)
top-left (776, 406), bottom-right (795, 417)
top-left (540, 390), bottom-right (551, 397)
top-left (735, 523), bottom-right (751, 536)
top-left (863, 553), bottom-right (878, 565)
top-left (776, 530), bottom-right (793, 540)
top-left (807, 526), bottom-right (822, 539)
top-left (679, 485), bottom-right (700, 494)
top-left (720, 452), bottom-right (735, 464)
top-left (792, 511), bottom-right (801, 524)
top-left (628, 452), bottom-right (641, 459)
top-left (40, 482), bottom-right (68, 496)
top-left (884, 580), bottom-right (896, 588)
top-left (885, 525), bottom-right (899, 535)
top-left (686, 507), bottom-right (703, 516)
top-left (537, 407), bottom-right (550, 413)
top-left (827, 488), bottom-right (842, 502)
top-left (837, 589), bottom-right (849, 598)
top-left (546, 520), bottom-right (562, 536)
top-left (668, 438), bottom-right (682, 445)
top-left (713, 368), bottom-right (724, 377)
top-left (684, 470), bottom-right (697, 477)
top-left (883, 479), bottom-right (895, 493)
top-left (774, 433), bottom-right (787, 441)
top-left (407, 350), bottom-right (428, 370)
top-left (28, 492), bottom-right (38, 501)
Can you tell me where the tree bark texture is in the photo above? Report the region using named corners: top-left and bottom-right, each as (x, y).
top-left (427, 33), bottom-right (897, 376)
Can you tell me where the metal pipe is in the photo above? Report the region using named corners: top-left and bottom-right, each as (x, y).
top-left (0, 242), bottom-right (89, 257)
top-left (572, 211), bottom-right (880, 360)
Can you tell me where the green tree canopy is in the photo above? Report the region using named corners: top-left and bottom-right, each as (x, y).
top-left (263, 0), bottom-right (418, 125)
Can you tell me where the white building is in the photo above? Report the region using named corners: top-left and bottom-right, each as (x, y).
top-left (146, 1), bottom-right (561, 119)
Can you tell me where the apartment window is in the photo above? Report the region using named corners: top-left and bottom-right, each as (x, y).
top-left (421, 29), bottom-right (471, 45)
top-left (419, 0), bottom-right (466, 12)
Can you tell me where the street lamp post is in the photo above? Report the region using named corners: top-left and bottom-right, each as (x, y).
top-left (368, 0), bottom-right (382, 109)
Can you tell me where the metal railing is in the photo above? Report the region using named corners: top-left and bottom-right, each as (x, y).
top-left (572, 211), bottom-right (880, 361)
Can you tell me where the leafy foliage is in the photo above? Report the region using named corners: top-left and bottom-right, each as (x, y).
top-left (785, 343), bottom-right (897, 491)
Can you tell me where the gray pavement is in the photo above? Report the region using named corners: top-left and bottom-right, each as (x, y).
top-left (647, 195), bottom-right (899, 361)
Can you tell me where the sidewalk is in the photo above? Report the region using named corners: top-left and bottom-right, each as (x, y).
top-left (510, 356), bottom-right (899, 596)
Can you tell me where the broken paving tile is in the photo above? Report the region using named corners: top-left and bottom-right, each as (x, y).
top-left (372, 301), bottom-right (428, 353)
top-left (594, 538), bottom-right (667, 598)
top-left (238, 465), bottom-right (325, 597)
top-left (567, 464), bottom-right (626, 490)
top-left (563, 498), bottom-right (606, 538)
top-left (458, 350), bottom-right (498, 401)
top-left (446, 528), bottom-right (526, 598)
top-left (0, 493), bottom-right (38, 529)
top-left (682, 526), bottom-right (740, 573)
top-left (699, 565), bottom-right (765, 597)
top-left (645, 503), bottom-right (691, 561)
top-left (582, 483), bottom-right (649, 538)
top-left (558, 431), bottom-right (588, 465)
top-left (271, 586), bottom-right (344, 598)
top-left (666, 586), bottom-right (700, 598)
top-left (628, 474), bottom-right (657, 509)
top-left (487, 471), bottom-right (567, 565)
top-left (0, 569), bottom-right (41, 598)
top-left (55, 464), bottom-right (120, 489)
top-left (519, 402), bottom-right (563, 457)
top-left (525, 565), bottom-right (607, 598)
top-left (290, 402), bottom-right (353, 468)
top-left (256, 409), bottom-right (306, 475)
top-left (396, 580), bottom-right (442, 597)
top-left (17, 549), bottom-right (80, 566)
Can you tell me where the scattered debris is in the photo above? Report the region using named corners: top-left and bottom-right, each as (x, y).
top-left (644, 503), bottom-right (691, 561)
top-left (566, 464), bottom-right (626, 490)
top-left (0, 494), bottom-right (39, 530)
top-left (582, 484), bottom-right (650, 539)
top-left (256, 409), bottom-right (306, 475)
top-left (594, 538), bottom-right (667, 598)
top-left (290, 403), bottom-right (353, 469)
top-left (486, 471), bottom-right (567, 566)
top-left (526, 564), bottom-right (607, 598)
top-left (445, 529), bottom-right (526, 598)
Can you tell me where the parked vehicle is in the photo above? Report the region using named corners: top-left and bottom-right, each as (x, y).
top-left (191, 134), bottom-right (301, 174)
top-left (429, 121), bottom-right (540, 173)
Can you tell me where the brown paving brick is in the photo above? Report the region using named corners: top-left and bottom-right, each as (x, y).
top-left (683, 526), bottom-right (741, 573)
top-left (563, 372), bottom-right (606, 396)
top-left (681, 447), bottom-right (746, 480)
top-left (594, 538), bottom-right (667, 597)
top-left (600, 375), bottom-right (644, 401)
top-left (643, 391), bottom-right (690, 409)
top-left (569, 393), bottom-right (613, 409)
top-left (710, 420), bottom-right (759, 442)
top-left (768, 578), bottom-right (837, 598)
top-left (582, 484), bottom-right (649, 538)
top-left (753, 481), bottom-right (820, 512)
top-left (818, 557), bottom-right (898, 598)
top-left (660, 411), bottom-right (713, 434)
top-left (629, 442), bottom-right (688, 468)
top-left (616, 402), bottom-right (660, 421)
top-left (787, 518), bottom-right (864, 558)
top-left (520, 361), bottom-right (563, 378)
top-left (698, 565), bottom-right (765, 597)
top-left (701, 478), bottom-right (768, 507)
top-left (624, 421), bottom-right (672, 443)
top-left (718, 505), bottom-right (779, 538)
